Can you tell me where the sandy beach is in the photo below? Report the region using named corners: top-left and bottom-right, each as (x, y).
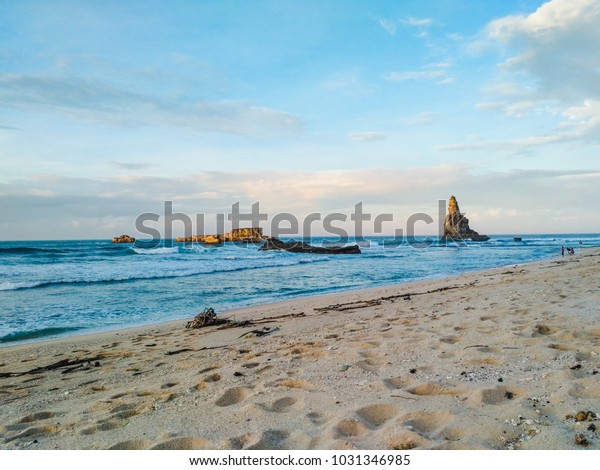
top-left (1, 248), bottom-right (599, 450)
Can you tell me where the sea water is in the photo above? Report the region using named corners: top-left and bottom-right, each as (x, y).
top-left (1, 234), bottom-right (597, 345)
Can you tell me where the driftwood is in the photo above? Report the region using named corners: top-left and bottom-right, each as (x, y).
top-left (314, 282), bottom-right (477, 313)
top-left (238, 326), bottom-right (280, 339)
top-left (185, 309), bottom-right (305, 332)
top-left (164, 345), bottom-right (229, 356)
top-left (0, 356), bottom-right (105, 378)
top-left (216, 311), bottom-right (305, 330)
top-left (186, 307), bottom-right (230, 329)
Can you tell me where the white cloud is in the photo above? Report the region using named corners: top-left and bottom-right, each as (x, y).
top-left (386, 59), bottom-right (455, 84)
top-left (437, 131), bottom-right (576, 152)
top-left (0, 74), bottom-right (304, 136)
top-left (562, 99), bottom-right (600, 136)
top-left (401, 17), bottom-right (434, 28)
top-left (378, 16), bottom-right (433, 36)
top-left (386, 70), bottom-right (446, 82)
top-left (379, 19), bottom-right (397, 35)
top-left (109, 161), bottom-right (157, 170)
top-left (29, 188), bottom-right (57, 198)
top-left (321, 70), bottom-right (373, 95)
top-left (484, 0), bottom-right (600, 106)
top-left (347, 132), bottom-right (385, 142)
top-left (403, 112), bottom-right (439, 126)
top-left (448, 0), bottom-right (600, 152)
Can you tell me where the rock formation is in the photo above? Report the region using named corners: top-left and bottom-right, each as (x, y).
top-left (442, 196), bottom-right (489, 242)
top-left (259, 238), bottom-right (361, 254)
top-left (112, 234), bottom-right (135, 243)
top-left (176, 227), bottom-right (265, 244)
top-left (223, 227), bottom-right (264, 242)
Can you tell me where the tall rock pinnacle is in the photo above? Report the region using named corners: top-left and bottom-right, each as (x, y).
top-left (442, 196), bottom-right (489, 242)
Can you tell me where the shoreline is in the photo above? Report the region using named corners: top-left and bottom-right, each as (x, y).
top-left (0, 247), bottom-right (564, 349)
top-left (1, 248), bottom-right (599, 449)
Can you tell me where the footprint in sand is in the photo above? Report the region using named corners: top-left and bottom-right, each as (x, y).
top-left (274, 378), bottom-right (315, 390)
top-left (17, 411), bottom-right (56, 423)
top-left (479, 316), bottom-right (498, 322)
top-left (401, 411), bottom-right (453, 436)
top-left (152, 437), bottom-right (211, 450)
top-left (215, 387), bottom-right (251, 407)
top-left (334, 418), bottom-right (368, 438)
top-left (258, 396), bottom-right (301, 413)
top-left (270, 396), bottom-right (300, 413)
top-left (439, 336), bottom-right (460, 344)
top-left (355, 351), bottom-right (390, 373)
top-left (98, 420), bottom-right (123, 432)
top-left (160, 382), bottom-right (179, 389)
top-left (383, 376), bottom-right (413, 390)
top-left (241, 362), bottom-right (261, 369)
top-left (223, 433), bottom-right (255, 449)
top-left (307, 411), bottom-right (329, 426)
top-left (5, 424), bottom-right (61, 443)
top-left (286, 343), bottom-right (326, 359)
top-left (568, 380), bottom-right (600, 399)
top-left (385, 430), bottom-right (430, 450)
top-left (204, 373), bottom-right (222, 383)
top-left (533, 324), bottom-right (559, 336)
top-left (247, 430), bottom-right (291, 450)
top-left (109, 440), bottom-right (150, 450)
top-left (435, 426), bottom-right (469, 443)
top-left (356, 404), bottom-right (400, 428)
top-left (109, 402), bottom-right (139, 418)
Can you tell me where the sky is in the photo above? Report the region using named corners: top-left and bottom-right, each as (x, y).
top-left (1, 0), bottom-right (599, 240)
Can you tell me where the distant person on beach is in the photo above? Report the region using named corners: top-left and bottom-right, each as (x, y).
top-left (561, 246), bottom-right (564, 257)
top-left (567, 247), bottom-right (575, 255)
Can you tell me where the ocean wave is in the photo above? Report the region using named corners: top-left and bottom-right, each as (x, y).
top-left (0, 326), bottom-right (84, 344)
top-left (129, 247), bottom-right (180, 255)
top-left (0, 256), bottom-right (332, 291)
top-left (0, 281), bottom-right (49, 291)
top-left (0, 246), bottom-right (70, 255)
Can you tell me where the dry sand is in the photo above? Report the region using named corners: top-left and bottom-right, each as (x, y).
top-left (1, 248), bottom-right (599, 450)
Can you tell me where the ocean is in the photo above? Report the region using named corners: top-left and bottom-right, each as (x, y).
top-left (1, 234), bottom-right (597, 345)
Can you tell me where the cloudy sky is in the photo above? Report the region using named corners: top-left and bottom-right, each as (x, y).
top-left (1, 0), bottom-right (599, 240)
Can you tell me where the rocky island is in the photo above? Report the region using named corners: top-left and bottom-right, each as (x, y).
top-left (176, 227), bottom-right (265, 244)
top-left (112, 234), bottom-right (135, 243)
top-left (441, 196), bottom-right (489, 242)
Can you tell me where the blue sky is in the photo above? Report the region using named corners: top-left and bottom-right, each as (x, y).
top-left (1, 0), bottom-right (599, 239)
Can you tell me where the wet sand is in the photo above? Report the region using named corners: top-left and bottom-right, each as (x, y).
top-left (1, 248), bottom-right (599, 450)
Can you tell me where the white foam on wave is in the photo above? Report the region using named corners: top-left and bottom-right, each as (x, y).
top-left (130, 247), bottom-right (179, 255)
top-left (0, 281), bottom-right (44, 291)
